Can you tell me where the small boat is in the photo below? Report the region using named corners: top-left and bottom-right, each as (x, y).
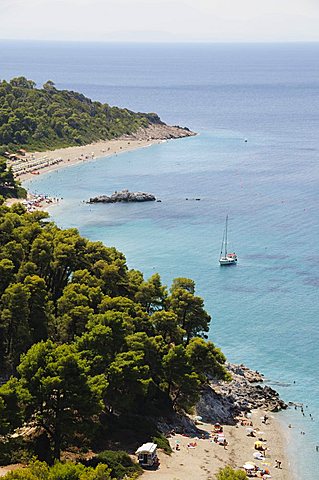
top-left (219, 215), bottom-right (237, 266)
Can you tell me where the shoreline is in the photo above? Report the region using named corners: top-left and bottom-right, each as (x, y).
top-left (17, 138), bottom-right (156, 183)
top-left (5, 138), bottom-right (159, 212)
top-left (4, 126), bottom-right (293, 478)
top-left (0, 409), bottom-right (292, 480)
top-left (142, 409), bottom-right (291, 480)
top-left (5, 124), bottom-right (195, 211)
top-left (9, 124), bottom-right (195, 183)
top-left (146, 365), bottom-right (293, 480)
top-left (6, 137), bottom-right (153, 211)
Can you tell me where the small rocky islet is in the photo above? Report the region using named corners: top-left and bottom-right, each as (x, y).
top-left (88, 189), bottom-right (156, 203)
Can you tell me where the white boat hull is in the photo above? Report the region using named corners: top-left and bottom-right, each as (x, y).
top-left (219, 215), bottom-right (238, 266)
top-left (219, 256), bottom-right (237, 265)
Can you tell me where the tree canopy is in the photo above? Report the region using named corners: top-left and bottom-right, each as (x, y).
top-left (0, 77), bottom-right (163, 153)
top-left (0, 77), bottom-right (166, 199)
top-left (0, 204), bottom-right (229, 461)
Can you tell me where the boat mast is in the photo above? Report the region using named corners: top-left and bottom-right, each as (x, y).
top-left (220, 229), bottom-right (225, 257)
top-left (225, 215), bottom-right (228, 256)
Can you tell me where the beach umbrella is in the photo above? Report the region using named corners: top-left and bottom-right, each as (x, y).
top-left (243, 463), bottom-right (255, 470)
top-left (254, 441), bottom-right (265, 447)
top-left (246, 427), bottom-right (254, 433)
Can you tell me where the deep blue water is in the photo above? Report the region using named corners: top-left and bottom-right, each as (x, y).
top-left (1, 41), bottom-right (319, 478)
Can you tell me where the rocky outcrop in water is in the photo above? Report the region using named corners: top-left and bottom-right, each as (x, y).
top-left (195, 363), bottom-right (287, 425)
top-left (88, 189), bottom-right (156, 203)
top-left (153, 363), bottom-right (288, 436)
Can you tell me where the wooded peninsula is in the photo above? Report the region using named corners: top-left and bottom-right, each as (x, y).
top-left (0, 77), bottom-right (162, 152)
top-left (0, 77), bottom-right (192, 200)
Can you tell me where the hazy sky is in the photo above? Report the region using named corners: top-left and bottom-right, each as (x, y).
top-left (1, 0), bottom-right (319, 42)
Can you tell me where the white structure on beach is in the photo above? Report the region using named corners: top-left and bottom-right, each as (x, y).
top-left (136, 442), bottom-right (158, 467)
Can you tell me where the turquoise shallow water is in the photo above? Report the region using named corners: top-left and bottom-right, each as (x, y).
top-left (26, 130), bottom-right (319, 478)
top-left (2, 41), bottom-right (319, 477)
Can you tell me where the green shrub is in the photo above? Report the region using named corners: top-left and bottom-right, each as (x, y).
top-left (216, 466), bottom-right (248, 480)
top-left (152, 435), bottom-right (172, 454)
top-left (4, 460), bottom-right (114, 480)
top-left (94, 450), bottom-right (142, 479)
top-left (48, 461), bottom-right (86, 480)
top-left (0, 437), bottom-right (31, 466)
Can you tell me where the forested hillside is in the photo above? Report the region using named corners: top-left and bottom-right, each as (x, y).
top-left (0, 77), bottom-right (162, 152)
top-left (0, 202), bottom-right (229, 468)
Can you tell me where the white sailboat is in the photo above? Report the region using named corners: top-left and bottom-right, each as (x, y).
top-left (219, 215), bottom-right (238, 266)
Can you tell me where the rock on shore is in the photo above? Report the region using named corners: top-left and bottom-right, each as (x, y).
top-left (88, 189), bottom-right (156, 203)
top-left (196, 363), bottom-right (287, 425)
top-left (154, 363), bottom-right (287, 437)
top-left (121, 123), bottom-right (196, 141)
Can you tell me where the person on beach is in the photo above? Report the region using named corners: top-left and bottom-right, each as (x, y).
top-left (275, 460), bottom-right (282, 469)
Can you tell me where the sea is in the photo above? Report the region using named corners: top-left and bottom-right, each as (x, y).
top-left (1, 41), bottom-right (318, 478)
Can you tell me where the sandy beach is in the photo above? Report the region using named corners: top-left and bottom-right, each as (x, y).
top-left (14, 138), bottom-right (157, 183)
top-left (4, 124), bottom-right (194, 210)
top-left (142, 410), bottom-right (291, 480)
top-left (5, 137), bottom-right (159, 211)
top-left (5, 138), bottom-right (154, 211)
top-left (8, 124), bottom-right (195, 183)
top-left (0, 409), bottom-right (291, 479)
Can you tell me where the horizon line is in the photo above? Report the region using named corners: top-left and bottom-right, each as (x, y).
top-left (1, 38), bottom-right (319, 45)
